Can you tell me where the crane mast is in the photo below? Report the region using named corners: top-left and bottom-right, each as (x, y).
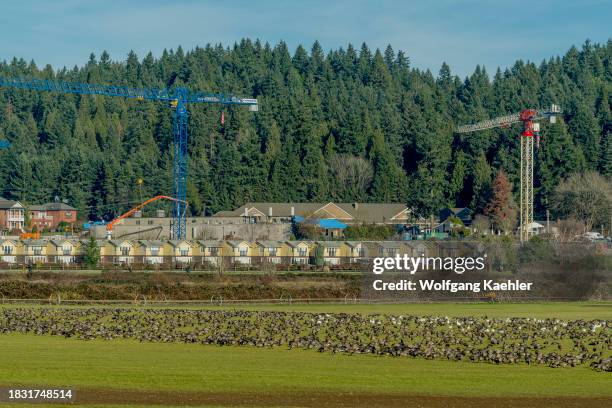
top-left (456, 104), bottom-right (561, 243)
top-left (0, 76), bottom-right (258, 239)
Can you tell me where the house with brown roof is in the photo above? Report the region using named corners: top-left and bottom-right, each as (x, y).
top-left (213, 202), bottom-right (412, 225)
top-left (29, 202), bottom-right (77, 231)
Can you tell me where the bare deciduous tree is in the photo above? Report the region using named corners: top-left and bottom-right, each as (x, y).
top-left (555, 218), bottom-right (587, 242)
top-left (552, 172), bottom-right (612, 233)
top-left (472, 214), bottom-right (490, 235)
top-left (328, 155), bottom-right (373, 200)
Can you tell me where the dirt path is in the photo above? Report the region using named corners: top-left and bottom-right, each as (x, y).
top-left (45, 387), bottom-right (612, 407)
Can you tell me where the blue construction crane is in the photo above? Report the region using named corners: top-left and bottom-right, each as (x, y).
top-left (0, 77), bottom-right (258, 239)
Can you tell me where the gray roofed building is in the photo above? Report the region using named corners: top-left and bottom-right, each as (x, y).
top-left (0, 197), bottom-right (23, 209)
top-left (286, 240), bottom-right (310, 248)
top-left (256, 240), bottom-right (283, 248)
top-left (138, 240), bottom-right (165, 248)
top-left (167, 240), bottom-right (194, 247)
top-left (198, 240), bottom-right (224, 248)
top-left (29, 202), bottom-right (76, 211)
top-left (226, 240), bottom-right (249, 248)
top-left (106, 239), bottom-right (138, 247)
top-left (23, 239), bottom-right (48, 246)
top-left (213, 202), bottom-right (411, 225)
top-left (317, 241), bottom-right (344, 248)
top-left (377, 241), bottom-right (404, 249)
top-left (49, 239), bottom-right (77, 247)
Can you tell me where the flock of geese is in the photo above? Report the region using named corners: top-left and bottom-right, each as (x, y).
top-left (1, 307), bottom-right (610, 371)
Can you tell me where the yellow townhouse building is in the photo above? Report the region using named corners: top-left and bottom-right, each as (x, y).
top-left (167, 240), bottom-right (195, 264)
top-left (48, 239), bottom-right (80, 264)
top-left (225, 240), bottom-right (255, 264)
top-left (197, 240), bottom-right (224, 266)
top-left (22, 239), bottom-right (49, 264)
top-left (286, 241), bottom-right (312, 264)
top-left (102, 240), bottom-right (137, 264)
top-left (0, 238), bottom-right (20, 264)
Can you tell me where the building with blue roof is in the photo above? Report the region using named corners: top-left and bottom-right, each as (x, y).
top-left (294, 216), bottom-right (347, 238)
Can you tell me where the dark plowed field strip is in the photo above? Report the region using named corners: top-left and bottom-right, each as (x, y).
top-left (26, 387), bottom-right (612, 408)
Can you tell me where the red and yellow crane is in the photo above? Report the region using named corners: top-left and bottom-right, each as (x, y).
top-left (456, 105), bottom-right (562, 242)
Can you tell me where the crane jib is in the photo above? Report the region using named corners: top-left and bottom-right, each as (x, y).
top-left (0, 77), bottom-right (258, 107)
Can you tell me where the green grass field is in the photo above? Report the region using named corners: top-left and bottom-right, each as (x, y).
top-left (0, 302), bottom-right (610, 407)
top-left (1, 334), bottom-right (610, 405)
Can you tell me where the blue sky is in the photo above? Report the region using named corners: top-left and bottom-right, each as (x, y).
top-left (1, 0), bottom-right (610, 78)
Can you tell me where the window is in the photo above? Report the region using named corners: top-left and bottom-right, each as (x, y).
top-left (180, 248), bottom-right (189, 257)
top-left (120, 246), bottom-right (130, 256)
top-left (148, 220), bottom-right (153, 225)
top-left (136, 220), bottom-right (141, 225)
top-left (328, 248), bottom-right (337, 257)
top-left (62, 246), bottom-right (71, 256)
top-left (357, 247), bottom-right (365, 257)
top-left (151, 247), bottom-right (160, 256)
top-left (268, 247), bottom-right (277, 257)
top-left (386, 248), bottom-right (397, 257)
top-left (297, 247), bottom-right (307, 257)
top-left (65, 212), bottom-right (72, 217)
top-left (32, 246), bottom-right (43, 256)
top-left (209, 247), bottom-right (219, 256)
top-left (239, 248), bottom-right (248, 257)
top-left (2, 246), bottom-right (13, 255)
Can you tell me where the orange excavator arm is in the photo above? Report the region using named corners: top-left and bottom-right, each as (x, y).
top-left (106, 195), bottom-right (188, 231)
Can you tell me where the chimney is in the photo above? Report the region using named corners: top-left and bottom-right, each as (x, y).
top-left (291, 206), bottom-right (295, 216)
top-left (244, 207), bottom-right (248, 217)
top-left (268, 207), bottom-right (273, 217)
